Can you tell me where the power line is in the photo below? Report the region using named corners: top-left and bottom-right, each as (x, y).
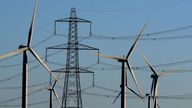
top-left (83, 92), bottom-right (192, 100)
top-left (89, 34), bottom-right (192, 41)
top-left (1, 24), bottom-right (192, 67)
top-left (0, 81), bottom-right (48, 90)
top-left (0, 97), bottom-right (60, 107)
top-left (0, 32), bottom-right (55, 65)
top-left (1, 57), bottom-right (191, 84)
top-left (1, 20), bottom-right (53, 46)
top-left (55, 25), bottom-right (192, 41)
top-left (30, 59), bottom-right (192, 72)
top-left (1, 84), bottom-right (192, 107)
top-left (80, 0), bottom-right (191, 12)
top-left (0, 85), bottom-right (48, 104)
top-left (1, 94), bottom-right (192, 108)
top-left (0, 73), bottom-right (21, 84)
top-left (0, 64), bottom-right (41, 84)
top-left (0, 49), bottom-right (63, 68)
top-left (0, 76), bottom-right (65, 90)
top-left (85, 60), bottom-right (192, 71)
top-left (0, 50), bottom-right (64, 85)
top-left (0, 85), bottom-right (93, 106)
top-left (32, 34), bottom-right (55, 48)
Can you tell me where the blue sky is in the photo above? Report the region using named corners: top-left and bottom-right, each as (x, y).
top-left (1, 0), bottom-right (192, 108)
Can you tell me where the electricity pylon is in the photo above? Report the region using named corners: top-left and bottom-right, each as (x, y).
top-left (46, 7), bottom-right (99, 108)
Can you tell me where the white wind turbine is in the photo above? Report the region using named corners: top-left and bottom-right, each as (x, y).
top-left (98, 23), bottom-right (147, 108)
top-left (139, 51), bottom-right (169, 108)
top-left (48, 73), bottom-right (61, 108)
top-left (0, 0), bottom-right (58, 108)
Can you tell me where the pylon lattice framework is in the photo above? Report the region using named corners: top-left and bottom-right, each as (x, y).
top-left (46, 8), bottom-right (99, 108)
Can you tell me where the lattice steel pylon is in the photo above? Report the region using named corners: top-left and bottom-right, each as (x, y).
top-left (46, 7), bottom-right (99, 108)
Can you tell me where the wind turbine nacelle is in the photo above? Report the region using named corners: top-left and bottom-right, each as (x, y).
top-left (19, 45), bottom-right (27, 49)
top-left (150, 74), bottom-right (158, 79)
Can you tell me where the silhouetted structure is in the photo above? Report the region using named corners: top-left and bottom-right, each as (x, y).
top-left (46, 8), bottom-right (99, 108)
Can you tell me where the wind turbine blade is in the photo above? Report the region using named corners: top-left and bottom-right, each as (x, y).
top-left (138, 50), bottom-right (158, 75)
top-left (127, 86), bottom-right (143, 99)
top-left (150, 97), bottom-right (156, 108)
top-left (52, 73), bottom-right (61, 89)
top-left (27, 0), bottom-right (38, 47)
top-left (150, 93), bottom-right (158, 108)
top-left (158, 68), bottom-right (185, 76)
top-left (29, 48), bottom-right (59, 82)
top-left (126, 23), bottom-right (147, 59)
top-left (158, 72), bottom-right (169, 77)
top-left (0, 47), bottom-right (28, 59)
top-left (126, 61), bottom-right (143, 97)
top-left (151, 97), bottom-right (156, 108)
top-left (113, 92), bottom-right (121, 104)
top-left (52, 89), bottom-right (61, 105)
top-left (46, 86), bottom-right (52, 90)
top-left (97, 53), bottom-right (125, 61)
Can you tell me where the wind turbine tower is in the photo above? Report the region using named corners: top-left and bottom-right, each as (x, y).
top-left (46, 7), bottom-right (99, 108)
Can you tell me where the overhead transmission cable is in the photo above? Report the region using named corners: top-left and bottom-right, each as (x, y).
top-left (0, 48), bottom-right (63, 68)
top-left (1, 94), bottom-right (192, 108)
top-left (0, 63), bottom-right (41, 84)
top-left (89, 34), bottom-right (192, 41)
top-left (2, 24), bottom-right (191, 68)
top-left (0, 50), bottom-right (63, 86)
top-left (1, 20), bottom-right (53, 46)
top-left (1, 57), bottom-right (190, 86)
top-left (80, 0), bottom-right (191, 12)
top-left (0, 85), bottom-right (48, 104)
top-left (98, 59), bottom-right (192, 70)
top-left (0, 76), bottom-right (65, 90)
top-left (0, 56), bottom-right (64, 84)
top-left (33, 58), bottom-right (192, 72)
top-left (1, 84), bottom-right (192, 107)
top-left (55, 25), bottom-right (192, 41)
top-left (0, 81), bottom-right (48, 90)
top-left (0, 85), bottom-right (93, 106)
top-left (0, 22), bottom-right (56, 64)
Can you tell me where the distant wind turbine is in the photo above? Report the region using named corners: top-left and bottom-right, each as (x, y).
top-left (139, 51), bottom-right (169, 108)
top-left (98, 23), bottom-right (147, 108)
top-left (0, 0), bottom-right (58, 108)
top-left (48, 73), bottom-right (61, 108)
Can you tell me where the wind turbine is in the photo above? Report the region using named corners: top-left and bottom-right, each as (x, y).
top-left (0, 0), bottom-right (58, 108)
top-left (98, 23), bottom-right (147, 108)
top-left (48, 73), bottom-right (61, 108)
top-left (139, 51), bottom-right (168, 108)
